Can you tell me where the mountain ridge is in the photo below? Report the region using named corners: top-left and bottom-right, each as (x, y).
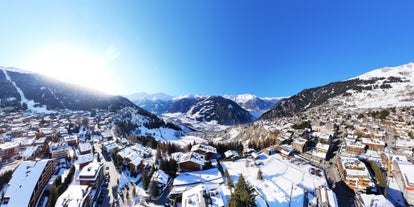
top-left (260, 62), bottom-right (414, 120)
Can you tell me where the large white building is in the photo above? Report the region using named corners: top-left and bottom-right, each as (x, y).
top-left (2, 159), bottom-right (55, 207)
top-left (393, 161), bottom-right (414, 206)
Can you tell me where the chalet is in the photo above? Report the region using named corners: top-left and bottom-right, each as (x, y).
top-left (151, 170), bottom-right (170, 191)
top-left (345, 139), bottom-right (366, 155)
top-left (79, 142), bottom-right (92, 155)
top-left (0, 141), bottom-right (19, 158)
top-left (64, 135), bottom-right (78, 146)
top-left (360, 138), bottom-right (385, 151)
top-left (178, 152), bottom-right (205, 171)
top-left (101, 131), bottom-right (112, 141)
top-left (129, 157), bottom-right (144, 172)
top-left (280, 145), bottom-right (294, 157)
top-left (49, 142), bottom-right (68, 159)
top-left (318, 133), bottom-right (332, 144)
top-left (224, 150), bottom-right (240, 159)
top-left (102, 141), bottom-right (118, 153)
top-left (191, 144), bottom-right (217, 159)
top-left (292, 138), bottom-right (308, 153)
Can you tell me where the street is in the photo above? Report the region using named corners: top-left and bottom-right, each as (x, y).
top-left (95, 143), bottom-right (121, 207)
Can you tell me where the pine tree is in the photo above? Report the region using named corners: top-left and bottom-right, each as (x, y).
top-left (227, 175), bottom-right (256, 207)
top-left (224, 169), bottom-right (233, 190)
top-left (257, 168), bottom-right (263, 180)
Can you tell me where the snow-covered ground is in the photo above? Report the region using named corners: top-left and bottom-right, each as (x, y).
top-left (222, 153), bottom-right (328, 207)
top-left (337, 62), bottom-right (414, 109)
top-left (173, 168), bottom-right (223, 186)
top-left (172, 135), bottom-right (208, 146)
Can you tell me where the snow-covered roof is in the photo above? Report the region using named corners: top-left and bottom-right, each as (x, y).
top-left (312, 150), bottom-right (327, 159)
top-left (224, 150), bottom-right (240, 158)
top-left (182, 184), bottom-right (208, 207)
top-left (356, 193), bottom-right (394, 207)
top-left (102, 141), bottom-right (118, 151)
top-left (39, 128), bottom-right (54, 135)
top-left (49, 142), bottom-right (68, 152)
top-left (78, 142), bottom-right (92, 153)
top-left (4, 160), bottom-right (52, 207)
top-left (55, 185), bottom-right (90, 207)
top-left (77, 162), bottom-right (102, 181)
top-left (346, 140), bottom-right (365, 148)
top-left (395, 161), bottom-right (414, 186)
top-left (64, 135), bottom-right (78, 142)
top-left (191, 144), bottom-right (217, 154)
top-left (129, 156), bottom-right (143, 167)
top-left (173, 168), bottom-right (223, 186)
top-left (293, 138), bottom-right (307, 145)
top-left (21, 146), bottom-right (39, 158)
top-left (316, 143), bottom-right (330, 151)
top-left (179, 152), bottom-right (205, 166)
top-left (0, 141), bottom-right (19, 150)
top-left (117, 147), bottom-right (134, 159)
top-left (152, 170), bottom-right (169, 185)
top-left (78, 153), bottom-right (94, 165)
top-left (360, 138), bottom-right (385, 146)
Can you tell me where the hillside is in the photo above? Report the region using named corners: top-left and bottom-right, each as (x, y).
top-left (261, 63), bottom-right (414, 119)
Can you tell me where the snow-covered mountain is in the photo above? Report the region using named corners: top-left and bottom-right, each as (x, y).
top-left (131, 94), bottom-right (256, 130)
top-left (127, 92), bottom-right (173, 101)
top-left (162, 96), bottom-right (255, 131)
top-left (0, 66), bottom-right (183, 140)
top-left (0, 66), bottom-right (138, 113)
top-left (261, 62), bottom-right (414, 119)
top-left (224, 94), bottom-right (283, 118)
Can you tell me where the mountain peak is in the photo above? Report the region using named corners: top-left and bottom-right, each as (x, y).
top-left (127, 92), bottom-right (173, 101)
top-left (0, 66), bottom-right (34, 74)
top-left (354, 62), bottom-right (414, 81)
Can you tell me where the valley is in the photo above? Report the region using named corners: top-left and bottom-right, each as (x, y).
top-left (0, 63), bottom-right (414, 207)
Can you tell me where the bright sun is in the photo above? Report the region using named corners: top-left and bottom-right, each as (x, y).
top-left (24, 46), bottom-right (115, 94)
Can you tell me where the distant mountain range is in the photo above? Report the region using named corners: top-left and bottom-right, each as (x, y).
top-left (127, 92), bottom-right (282, 128)
top-left (4, 61), bottom-right (413, 132)
top-left (261, 62), bottom-right (414, 119)
top-left (0, 66), bottom-right (175, 134)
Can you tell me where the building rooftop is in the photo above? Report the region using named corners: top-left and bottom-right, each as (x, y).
top-left (55, 185), bottom-right (90, 207)
top-left (182, 184), bottom-right (208, 207)
top-left (78, 162), bottom-right (102, 181)
top-left (179, 152), bottom-right (205, 166)
top-left (3, 160), bottom-right (52, 207)
top-left (356, 193), bottom-right (394, 207)
top-left (293, 138), bottom-right (307, 145)
top-left (316, 143), bottom-right (330, 151)
top-left (79, 142), bottom-right (92, 153)
top-left (49, 142), bottom-right (68, 152)
top-left (191, 144), bottom-right (217, 154)
top-left (360, 138), bottom-right (385, 146)
top-left (395, 161), bottom-right (414, 186)
top-left (78, 153), bottom-right (94, 165)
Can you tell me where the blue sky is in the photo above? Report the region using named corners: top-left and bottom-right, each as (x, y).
top-left (1, 1), bottom-right (414, 97)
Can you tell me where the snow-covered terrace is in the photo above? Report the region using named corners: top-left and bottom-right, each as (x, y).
top-left (222, 153), bottom-right (328, 207)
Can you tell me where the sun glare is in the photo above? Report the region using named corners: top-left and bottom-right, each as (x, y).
top-left (24, 46), bottom-right (115, 94)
